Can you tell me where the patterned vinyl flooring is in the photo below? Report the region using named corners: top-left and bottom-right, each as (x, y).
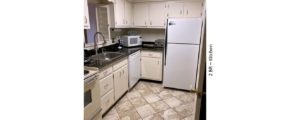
top-left (102, 80), bottom-right (196, 120)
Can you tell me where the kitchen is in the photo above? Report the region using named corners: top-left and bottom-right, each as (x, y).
top-left (84, 0), bottom-right (206, 120)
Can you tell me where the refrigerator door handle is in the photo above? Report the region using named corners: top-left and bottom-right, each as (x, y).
top-left (164, 19), bottom-right (168, 66)
top-left (168, 21), bottom-right (175, 26)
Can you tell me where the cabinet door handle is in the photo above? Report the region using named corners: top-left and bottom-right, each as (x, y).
top-left (145, 21), bottom-right (146, 25)
top-left (123, 70), bottom-right (124, 75)
top-left (158, 61), bottom-right (159, 64)
top-left (150, 21), bottom-right (152, 25)
top-left (180, 10), bottom-right (182, 15)
top-left (126, 20), bottom-right (128, 24)
top-left (186, 10), bottom-right (188, 15)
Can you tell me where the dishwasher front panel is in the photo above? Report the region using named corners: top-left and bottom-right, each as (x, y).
top-left (129, 51), bottom-right (141, 89)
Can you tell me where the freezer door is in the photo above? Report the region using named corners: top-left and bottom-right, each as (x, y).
top-left (167, 18), bottom-right (202, 44)
top-left (163, 44), bottom-right (199, 90)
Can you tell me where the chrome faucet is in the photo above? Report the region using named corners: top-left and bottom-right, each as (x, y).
top-left (93, 32), bottom-right (106, 54)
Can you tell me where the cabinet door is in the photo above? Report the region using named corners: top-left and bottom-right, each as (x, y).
top-left (133, 3), bottom-right (148, 27)
top-left (113, 65), bottom-right (128, 100)
top-left (149, 2), bottom-right (166, 27)
top-left (122, 65), bottom-right (129, 92)
top-left (141, 57), bottom-right (162, 81)
top-left (125, 0), bottom-right (132, 26)
top-left (114, 0), bottom-right (125, 26)
top-left (167, 2), bottom-right (184, 18)
top-left (184, 2), bottom-right (202, 18)
top-left (84, 0), bottom-right (90, 29)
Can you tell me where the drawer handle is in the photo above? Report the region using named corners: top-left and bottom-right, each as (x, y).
top-left (149, 54), bottom-right (152, 56)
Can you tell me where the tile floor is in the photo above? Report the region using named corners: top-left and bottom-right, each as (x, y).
top-left (103, 81), bottom-right (196, 120)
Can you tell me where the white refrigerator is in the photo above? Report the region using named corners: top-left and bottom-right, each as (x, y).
top-left (163, 18), bottom-right (202, 90)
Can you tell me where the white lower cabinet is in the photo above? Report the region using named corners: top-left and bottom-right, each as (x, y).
top-left (99, 74), bottom-right (114, 97)
top-left (99, 58), bottom-right (129, 115)
top-left (141, 51), bottom-right (163, 81)
top-left (113, 65), bottom-right (128, 100)
top-left (100, 89), bottom-right (114, 114)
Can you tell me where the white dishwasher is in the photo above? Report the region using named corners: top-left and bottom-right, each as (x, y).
top-left (129, 50), bottom-right (141, 89)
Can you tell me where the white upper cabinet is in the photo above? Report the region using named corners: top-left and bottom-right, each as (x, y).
top-left (112, 0), bottom-right (203, 28)
top-left (114, 0), bottom-right (125, 27)
top-left (84, 0), bottom-right (90, 29)
top-left (133, 2), bottom-right (166, 28)
top-left (125, 0), bottom-right (133, 26)
top-left (167, 1), bottom-right (202, 18)
top-left (148, 2), bottom-right (167, 27)
top-left (113, 0), bottom-right (132, 27)
top-left (133, 3), bottom-right (148, 27)
top-left (183, 2), bottom-right (202, 17)
top-left (167, 2), bottom-right (184, 18)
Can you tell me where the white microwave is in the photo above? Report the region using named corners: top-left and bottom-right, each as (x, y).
top-left (121, 35), bottom-right (142, 47)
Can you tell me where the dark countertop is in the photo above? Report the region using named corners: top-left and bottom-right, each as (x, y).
top-left (84, 46), bottom-right (163, 70)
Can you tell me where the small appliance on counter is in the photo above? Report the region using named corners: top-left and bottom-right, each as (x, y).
top-left (142, 41), bottom-right (155, 48)
top-left (142, 39), bottom-right (165, 48)
top-left (121, 35), bottom-right (142, 47)
top-left (154, 39), bottom-right (165, 48)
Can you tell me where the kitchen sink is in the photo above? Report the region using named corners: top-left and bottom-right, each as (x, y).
top-left (91, 52), bottom-right (124, 61)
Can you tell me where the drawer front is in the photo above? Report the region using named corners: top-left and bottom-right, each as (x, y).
top-left (100, 89), bottom-right (114, 115)
top-left (113, 59), bottom-right (128, 71)
top-left (99, 74), bottom-right (114, 97)
top-left (141, 51), bottom-right (162, 58)
top-left (98, 67), bottom-right (113, 79)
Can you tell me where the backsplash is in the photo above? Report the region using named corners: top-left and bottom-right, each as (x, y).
top-left (123, 28), bottom-right (166, 42)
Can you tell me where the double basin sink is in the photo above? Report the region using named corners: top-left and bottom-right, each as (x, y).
top-left (90, 52), bottom-right (124, 62)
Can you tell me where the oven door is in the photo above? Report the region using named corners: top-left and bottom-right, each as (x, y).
top-left (84, 76), bottom-right (101, 120)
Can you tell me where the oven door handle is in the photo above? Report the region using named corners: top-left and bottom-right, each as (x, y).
top-left (84, 75), bottom-right (98, 85)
